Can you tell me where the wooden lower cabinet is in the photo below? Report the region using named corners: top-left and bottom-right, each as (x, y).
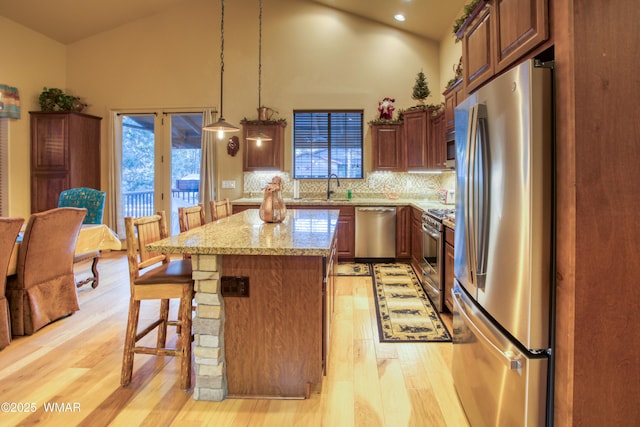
top-left (410, 207), bottom-right (423, 279)
top-left (395, 205), bottom-right (411, 259)
top-left (295, 205), bottom-right (354, 260)
top-left (444, 226), bottom-right (455, 312)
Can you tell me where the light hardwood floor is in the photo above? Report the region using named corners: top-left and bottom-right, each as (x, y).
top-left (0, 252), bottom-right (469, 426)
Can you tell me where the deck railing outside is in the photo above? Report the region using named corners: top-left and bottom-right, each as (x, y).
top-left (122, 190), bottom-right (200, 218)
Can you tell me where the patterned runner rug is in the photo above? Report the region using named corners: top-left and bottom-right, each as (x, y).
top-left (336, 263), bottom-right (371, 276)
top-left (372, 263), bottom-right (451, 342)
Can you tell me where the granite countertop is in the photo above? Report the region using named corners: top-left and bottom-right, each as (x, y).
top-left (146, 208), bottom-right (339, 256)
top-left (232, 197), bottom-right (453, 212)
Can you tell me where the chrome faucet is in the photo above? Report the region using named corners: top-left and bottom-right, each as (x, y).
top-left (327, 173), bottom-right (340, 199)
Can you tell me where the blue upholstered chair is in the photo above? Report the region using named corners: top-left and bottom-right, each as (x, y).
top-left (58, 187), bottom-right (105, 224)
top-left (57, 187), bottom-right (106, 288)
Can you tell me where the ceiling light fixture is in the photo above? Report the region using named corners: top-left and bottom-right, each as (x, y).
top-left (203, 0), bottom-right (239, 138)
top-left (246, 0), bottom-right (272, 148)
top-left (394, 14), bottom-right (406, 22)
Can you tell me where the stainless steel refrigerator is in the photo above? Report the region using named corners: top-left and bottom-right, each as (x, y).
top-left (452, 58), bottom-right (554, 427)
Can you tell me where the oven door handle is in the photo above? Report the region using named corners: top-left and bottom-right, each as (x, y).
top-left (422, 223), bottom-right (440, 239)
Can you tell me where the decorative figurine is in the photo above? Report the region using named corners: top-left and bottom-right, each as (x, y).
top-left (227, 135), bottom-right (239, 156)
top-left (259, 176), bottom-right (287, 223)
top-left (377, 97), bottom-right (395, 120)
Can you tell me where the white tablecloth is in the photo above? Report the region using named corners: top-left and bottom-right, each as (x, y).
top-left (6, 224), bottom-right (122, 276)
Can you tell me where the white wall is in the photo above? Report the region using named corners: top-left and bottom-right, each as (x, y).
top-left (0, 16), bottom-right (66, 218)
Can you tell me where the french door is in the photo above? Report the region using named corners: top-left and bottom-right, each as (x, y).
top-left (119, 111), bottom-right (203, 235)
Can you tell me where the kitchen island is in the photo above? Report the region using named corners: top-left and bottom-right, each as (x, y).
top-left (146, 209), bottom-right (339, 401)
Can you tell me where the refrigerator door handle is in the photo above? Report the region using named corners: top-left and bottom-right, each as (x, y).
top-left (474, 105), bottom-right (490, 289)
top-left (465, 104), bottom-right (478, 289)
top-left (454, 290), bottom-right (522, 373)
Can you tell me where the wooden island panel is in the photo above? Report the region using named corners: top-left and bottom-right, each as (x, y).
top-left (223, 254), bottom-right (325, 398)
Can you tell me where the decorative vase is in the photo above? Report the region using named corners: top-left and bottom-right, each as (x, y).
top-left (259, 176), bottom-right (287, 223)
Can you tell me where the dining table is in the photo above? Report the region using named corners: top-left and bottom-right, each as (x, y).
top-left (6, 223), bottom-right (122, 277)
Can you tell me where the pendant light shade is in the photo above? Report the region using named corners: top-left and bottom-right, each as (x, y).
top-left (246, 0), bottom-right (272, 145)
top-left (203, 0), bottom-right (238, 136)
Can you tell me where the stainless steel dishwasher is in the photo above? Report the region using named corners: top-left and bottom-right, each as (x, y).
top-left (355, 206), bottom-right (396, 259)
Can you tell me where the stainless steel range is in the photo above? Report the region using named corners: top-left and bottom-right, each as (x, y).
top-left (421, 208), bottom-right (454, 312)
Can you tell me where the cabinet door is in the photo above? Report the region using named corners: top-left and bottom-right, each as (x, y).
top-left (31, 172), bottom-right (69, 213)
top-left (431, 111), bottom-right (447, 169)
top-left (444, 80), bottom-right (464, 133)
top-left (410, 208), bottom-right (423, 277)
top-left (31, 115), bottom-right (68, 170)
top-left (463, 3), bottom-right (495, 93)
top-left (404, 110), bottom-right (430, 170)
top-left (336, 212), bottom-right (355, 259)
top-left (371, 124), bottom-right (403, 171)
top-left (444, 242), bottom-right (455, 312)
top-left (395, 205), bottom-right (411, 259)
top-left (494, 0), bottom-right (549, 73)
top-left (243, 123), bottom-right (284, 171)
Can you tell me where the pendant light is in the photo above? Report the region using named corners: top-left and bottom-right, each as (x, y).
top-left (246, 0), bottom-right (272, 147)
top-left (203, 0), bottom-right (239, 138)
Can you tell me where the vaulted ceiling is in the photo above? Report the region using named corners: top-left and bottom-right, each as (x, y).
top-left (0, 0), bottom-right (466, 44)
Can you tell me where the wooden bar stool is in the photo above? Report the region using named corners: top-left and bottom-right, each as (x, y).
top-left (178, 204), bottom-right (206, 233)
top-left (121, 211), bottom-right (194, 389)
top-left (210, 198), bottom-right (231, 221)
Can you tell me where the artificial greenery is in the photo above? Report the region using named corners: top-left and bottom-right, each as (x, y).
top-left (412, 70), bottom-right (431, 105)
top-left (453, 0), bottom-right (481, 41)
top-left (38, 87), bottom-right (86, 112)
top-left (445, 57), bottom-right (464, 90)
top-left (368, 108), bottom-right (404, 125)
top-left (406, 104), bottom-right (442, 113)
top-left (240, 117), bottom-right (287, 126)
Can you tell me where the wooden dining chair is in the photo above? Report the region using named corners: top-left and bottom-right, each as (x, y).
top-left (210, 198), bottom-right (231, 221)
top-left (122, 211), bottom-right (194, 390)
top-left (6, 208), bottom-right (86, 336)
top-left (178, 204), bottom-right (206, 233)
top-left (0, 218), bottom-right (24, 350)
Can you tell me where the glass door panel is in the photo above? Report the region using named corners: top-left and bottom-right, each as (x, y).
top-left (121, 114), bottom-right (157, 219)
top-left (168, 113), bottom-right (202, 235)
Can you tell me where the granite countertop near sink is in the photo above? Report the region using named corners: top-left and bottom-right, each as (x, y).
top-left (232, 197), bottom-right (453, 212)
top-left (146, 208), bottom-right (339, 256)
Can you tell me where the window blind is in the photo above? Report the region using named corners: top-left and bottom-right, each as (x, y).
top-left (293, 110), bottom-right (363, 179)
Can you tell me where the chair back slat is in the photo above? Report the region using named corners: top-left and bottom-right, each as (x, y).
top-left (178, 204), bottom-right (206, 232)
top-left (210, 198), bottom-right (230, 221)
top-left (124, 212), bottom-right (169, 285)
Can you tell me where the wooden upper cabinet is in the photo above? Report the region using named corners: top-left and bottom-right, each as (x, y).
top-left (460, 0), bottom-right (550, 94)
top-left (242, 121), bottom-right (285, 171)
top-left (403, 110), bottom-right (432, 171)
top-left (462, 2), bottom-right (495, 93)
top-left (494, 0), bottom-right (549, 73)
top-left (370, 123), bottom-right (403, 172)
top-left (431, 110), bottom-right (447, 169)
top-left (444, 79), bottom-right (464, 134)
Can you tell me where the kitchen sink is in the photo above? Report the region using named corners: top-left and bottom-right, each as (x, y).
top-left (296, 198), bottom-right (351, 203)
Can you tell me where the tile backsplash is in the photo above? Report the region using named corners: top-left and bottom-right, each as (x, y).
top-left (244, 171), bottom-right (456, 201)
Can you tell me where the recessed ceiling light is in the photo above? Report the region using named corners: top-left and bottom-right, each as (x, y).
top-left (394, 14), bottom-right (406, 22)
